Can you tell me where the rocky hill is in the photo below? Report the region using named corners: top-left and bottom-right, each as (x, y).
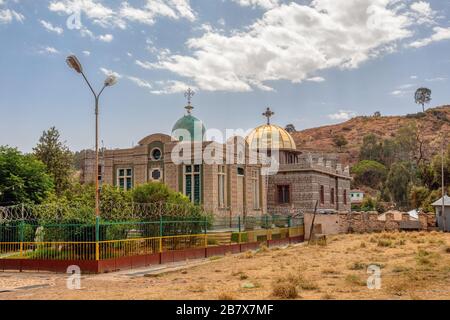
top-left (292, 105), bottom-right (450, 165)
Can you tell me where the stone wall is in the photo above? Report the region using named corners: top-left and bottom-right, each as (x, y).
top-left (304, 212), bottom-right (437, 239)
top-left (268, 171), bottom-right (351, 215)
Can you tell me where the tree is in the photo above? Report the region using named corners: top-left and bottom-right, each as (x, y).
top-left (431, 145), bottom-right (450, 188)
top-left (351, 160), bottom-right (388, 189)
top-left (0, 147), bottom-right (54, 205)
top-left (359, 134), bottom-right (384, 164)
top-left (359, 125), bottom-right (427, 168)
top-left (415, 87), bottom-right (431, 112)
top-left (409, 185), bottom-right (431, 210)
top-left (333, 134), bottom-right (348, 150)
top-left (33, 127), bottom-right (74, 195)
top-left (132, 182), bottom-right (173, 204)
top-left (285, 124), bottom-right (296, 133)
top-left (386, 162), bottom-right (415, 209)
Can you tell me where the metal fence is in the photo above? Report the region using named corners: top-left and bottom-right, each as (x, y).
top-left (0, 215), bottom-right (304, 261)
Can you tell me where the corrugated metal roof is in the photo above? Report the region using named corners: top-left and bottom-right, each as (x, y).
top-left (432, 195), bottom-right (450, 206)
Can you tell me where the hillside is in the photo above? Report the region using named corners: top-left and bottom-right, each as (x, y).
top-left (292, 105), bottom-right (450, 165)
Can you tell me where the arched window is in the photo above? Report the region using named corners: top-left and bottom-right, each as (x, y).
top-left (320, 185), bottom-right (325, 204)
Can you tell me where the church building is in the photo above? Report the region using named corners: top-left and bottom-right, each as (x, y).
top-left (81, 90), bottom-right (351, 217)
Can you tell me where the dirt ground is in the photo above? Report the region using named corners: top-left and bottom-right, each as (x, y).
top-left (2, 231), bottom-right (450, 300)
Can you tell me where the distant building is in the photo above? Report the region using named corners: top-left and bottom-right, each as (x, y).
top-left (432, 196), bottom-right (450, 231)
top-left (350, 190), bottom-right (364, 204)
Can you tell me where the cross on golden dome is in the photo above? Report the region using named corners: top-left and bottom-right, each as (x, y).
top-left (262, 107), bottom-right (274, 125)
top-left (184, 88), bottom-right (195, 114)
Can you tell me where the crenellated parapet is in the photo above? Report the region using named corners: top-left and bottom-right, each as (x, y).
top-left (277, 153), bottom-right (351, 178)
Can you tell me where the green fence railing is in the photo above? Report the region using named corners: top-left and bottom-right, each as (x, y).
top-left (0, 215), bottom-right (303, 243)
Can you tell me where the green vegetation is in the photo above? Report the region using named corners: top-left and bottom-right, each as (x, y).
top-left (0, 146), bottom-right (54, 205)
top-left (0, 127), bottom-right (208, 226)
top-left (351, 160), bottom-right (387, 189)
top-left (355, 121), bottom-right (449, 211)
top-left (333, 134), bottom-right (348, 150)
top-left (33, 127), bottom-right (74, 196)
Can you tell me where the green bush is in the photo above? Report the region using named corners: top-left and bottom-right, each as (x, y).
top-left (351, 160), bottom-right (387, 189)
top-left (231, 232), bottom-right (248, 243)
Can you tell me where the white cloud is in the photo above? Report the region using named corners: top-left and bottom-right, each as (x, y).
top-left (100, 67), bottom-right (122, 79)
top-left (98, 34), bottom-right (113, 42)
top-left (390, 83), bottom-right (416, 97)
top-left (232, 0), bottom-right (279, 10)
top-left (306, 77), bottom-right (325, 83)
top-left (135, 59), bottom-right (154, 70)
top-left (82, 50), bottom-right (90, 56)
top-left (397, 83), bottom-right (415, 89)
top-left (49, 0), bottom-right (126, 29)
top-left (410, 75), bottom-right (418, 79)
top-left (328, 110), bottom-right (357, 121)
top-left (0, 8), bottom-right (25, 24)
top-left (148, 1), bottom-right (420, 92)
top-left (151, 80), bottom-right (195, 95)
top-left (409, 26), bottom-right (450, 48)
top-left (39, 46), bottom-right (60, 55)
top-left (410, 1), bottom-right (436, 25)
top-left (127, 76), bottom-right (152, 90)
top-left (40, 20), bottom-right (64, 34)
top-left (391, 90), bottom-right (405, 96)
top-left (76, 26), bottom-right (114, 43)
top-left (120, 0), bottom-right (196, 25)
top-left (425, 77), bottom-right (446, 82)
top-left (49, 0), bottom-right (196, 29)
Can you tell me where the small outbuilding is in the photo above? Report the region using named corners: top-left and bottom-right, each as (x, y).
top-left (432, 195), bottom-right (450, 232)
top-left (350, 190), bottom-right (364, 204)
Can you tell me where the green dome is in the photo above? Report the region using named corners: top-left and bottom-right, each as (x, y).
top-left (171, 114), bottom-right (206, 142)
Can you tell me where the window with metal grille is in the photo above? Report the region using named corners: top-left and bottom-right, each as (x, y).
top-left (277, 185), bottom-right (290, 204)
top-left (117, 168), bottom-right (133, 190)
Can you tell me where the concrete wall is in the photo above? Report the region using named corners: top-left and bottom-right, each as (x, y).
top-left (304, 213), bottom-right (341, 239)
top-left (304, 212), bottom-right (437, 239)
top-left (436, 207), bottom-right (450, 231)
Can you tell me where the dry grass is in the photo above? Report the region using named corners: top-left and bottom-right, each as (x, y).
top-left (218, 292), bottom-right (236, 300)
top-left (2, 231), bottom-right (450, 300)
top-left (271, 282), bottom-right (298, 299)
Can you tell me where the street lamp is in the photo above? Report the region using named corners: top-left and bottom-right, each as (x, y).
top-left (442, 132), bottom-right (447, 232)
top-left (66, 55), bottom-right (117, 218)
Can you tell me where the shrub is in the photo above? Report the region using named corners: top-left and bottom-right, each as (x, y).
top-left (349, 262), bottom-right (366, 270)
top-left (345, 274), bottom-right (366, 286)
top-left (272, 282), bottom-right (298, 299)
top-left (377, 239), bottom-right (393, 247)
top-left (231, 232), bottom-right (248, 243)
top-left (406, 112), bottom-right (426, 119)
top-left (218, 292), bottom-right (235, 300)
top-left (239, 273), bottom-right (248, 280)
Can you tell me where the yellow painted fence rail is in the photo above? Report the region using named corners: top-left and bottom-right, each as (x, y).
top-left (0, 226), bottom-right (304, 261)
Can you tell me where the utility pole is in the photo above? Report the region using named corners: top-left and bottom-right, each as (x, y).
top-left (442, 132), bottom-right (447, 232)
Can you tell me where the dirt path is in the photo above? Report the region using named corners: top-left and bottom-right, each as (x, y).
top-left (1, 232), bottom-right (450, 300)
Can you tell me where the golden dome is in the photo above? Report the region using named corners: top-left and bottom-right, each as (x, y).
top-left (246, 124), bottom-right (297, 151)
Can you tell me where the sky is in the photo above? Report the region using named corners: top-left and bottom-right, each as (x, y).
top-left (1, 0), bottom-right (450, 152)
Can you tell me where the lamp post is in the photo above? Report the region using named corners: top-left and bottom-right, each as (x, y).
top-left (66, 55), bottom-right (117, 218)
top-left (442, 132), bottom-right (447, 232)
